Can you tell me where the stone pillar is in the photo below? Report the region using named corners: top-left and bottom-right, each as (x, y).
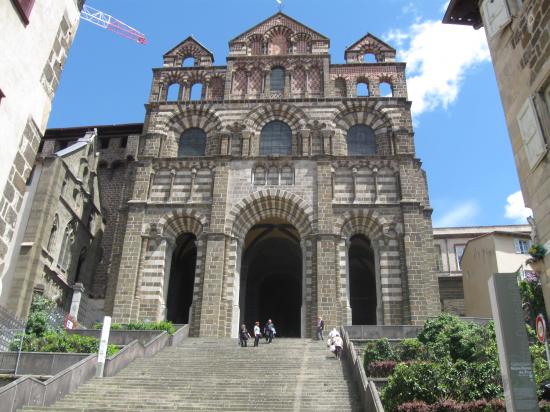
top-left (299, 129), bottom-right (311, 156)
top-left (314, 161), bottom-right (339, 333)
top-left (69, 282), bottom-right (86, 322)
top-left (198, 233), bottom-right (227, 337)
top-left (112, 208), bottom-right (146, 323)
top-left (401, 202), bottom-right (440, 324)
top-left (197, 163), bottom-right (230, 336)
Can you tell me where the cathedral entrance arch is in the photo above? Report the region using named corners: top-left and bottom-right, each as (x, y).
top-left (239, 219), bottom-right (302, 337)
top-left (166, 233), bottom-right (197, 324)
top-left (226, 189), bottom-right (314, 338)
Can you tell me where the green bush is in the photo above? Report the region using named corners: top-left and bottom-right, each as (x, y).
top-left (363, 338), bottom-right (397, 368)
top-left (93, 321), bottom-right (176, 334)
top-left (397, 338), bottom-right (425, 361)
top-left (10, 332), bottom-right (118, 357)
top-left (418, 314), bottom-right (489, 363)
top-left (25, 295), bottom-right (59, 336)
top-left (381, 359), bottom-right (503, 411)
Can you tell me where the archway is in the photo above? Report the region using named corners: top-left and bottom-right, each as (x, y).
top-left (166, 233), bottom-right (197, 324)
top-left (349, 234), bottom-right (377, 324)
top-left (239, 219), bottom-right (302, 337)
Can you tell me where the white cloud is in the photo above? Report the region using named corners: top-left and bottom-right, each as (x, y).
top-left (434, 200), bottom-right (480, 227)
top-left (505, 191), bottom-right (532, 223)
top-left (385, 18), bottom-right (490, 117)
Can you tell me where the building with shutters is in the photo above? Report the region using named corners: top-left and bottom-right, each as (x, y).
top-left (443, 0), bottom-right (550, 313)
top-left (0, 0), bottom-right (84, 304)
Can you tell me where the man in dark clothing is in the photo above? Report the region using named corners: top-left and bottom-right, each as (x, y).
top-left (317, 316), bottom-right (325, 340)
top-left (264, 319), bottom-right (275, 343)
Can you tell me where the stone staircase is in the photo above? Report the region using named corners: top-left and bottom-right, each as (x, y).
top-left (22, 338), bottom-right (362, 411)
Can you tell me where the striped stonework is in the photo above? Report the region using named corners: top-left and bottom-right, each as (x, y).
top-left (109, 13), bottom-right (440, 337)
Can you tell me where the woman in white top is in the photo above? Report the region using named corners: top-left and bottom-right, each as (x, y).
top-left (253, 321), bottom-right (261, 347)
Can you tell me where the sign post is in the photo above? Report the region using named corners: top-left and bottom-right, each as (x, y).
top-left (536, 314), bottom-right (550, 372)
top-left (95, 316), bottom-right (111, 378)
top-left (488, 273), bottom-right (538, 411)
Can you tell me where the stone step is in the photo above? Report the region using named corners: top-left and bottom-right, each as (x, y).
top-left (21, 338), bottom-right (362, 412)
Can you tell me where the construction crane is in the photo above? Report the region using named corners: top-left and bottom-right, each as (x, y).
top-left (80, 5), bottom-right (147, 45)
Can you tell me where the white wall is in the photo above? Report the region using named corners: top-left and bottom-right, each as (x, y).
top-left (0, 1), bottom-right (80, 191)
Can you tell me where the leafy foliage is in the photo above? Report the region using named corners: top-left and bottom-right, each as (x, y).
top-left (528, 244), bottom-right (547, 260)
top-left (518, 272), bottom-right (546, 328)
top-left (397, 338), bottom-right (425, 361)
top-left (363, 338), bottom-right (397, 368)
top-left (93, 321), bottom-right (176, 334)
top-left (396, 399), bottom-right (505, 411)
top-left (10, 332), bottom-right (118, 357)
top-left (25, 295), bottom-right (62, 336)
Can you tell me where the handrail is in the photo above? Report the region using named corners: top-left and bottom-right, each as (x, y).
top-left (340, 327), bottom-right (384, 412)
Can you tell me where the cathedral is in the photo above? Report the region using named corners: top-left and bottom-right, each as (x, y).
top-left (3, 13), bottom-right (440, 338)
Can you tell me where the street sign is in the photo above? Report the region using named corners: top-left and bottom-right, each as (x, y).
top-left (536, 314), bottom-right (546, 343)
top-left (63, 314), bottom-right (77, 330)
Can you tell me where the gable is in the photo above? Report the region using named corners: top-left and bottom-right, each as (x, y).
top-left (163, 36), bottom-right (214, 65)
top-left (345, 33), bottom-right (396, 63)
top-left (229, 12), bottom-right (329, 45)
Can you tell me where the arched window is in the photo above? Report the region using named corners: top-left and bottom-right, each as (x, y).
top-left (379, 81), bottom-right (393, 97)
top-left (47, 215), bottom-right (59, 252)
top-left (190, 83), bottom-right (203, 101)
top-left (182, 56), bottom-right (195, 67)
top-left (270, 67), bottom-right (285, 92)
top-left (347, 125), bottom-right (376, 155)
top-left (179, 128), bottom-right (206, 157)
top-left (167, 83), bottom-right (180, 101)
top-left (260, 121), bottom-right (292, 156)
top-left (364, 53), bottom-right (377, 63)
top-left (357, 82), bottom-right (369, 97)
top-left (335, 78), bottom-right (347, 97)
top-left (58, 222), bottom-right (75, 271)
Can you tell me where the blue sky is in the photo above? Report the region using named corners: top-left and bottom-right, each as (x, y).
top-left (48, 0), bottom-right (530, 228)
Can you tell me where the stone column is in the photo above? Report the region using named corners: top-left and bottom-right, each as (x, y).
top-left (69, 282), bottom-right (86, 321)
top-left (401, 202), bottom-right (440, 324)
top-left (299, 129), bottom-right (311, 156)
top-left (112, 208), bottom-right (146, 323)
top-left (314, 161), bottom-right (340, 333)
top-left (197, 163), bottom-right (230, 336)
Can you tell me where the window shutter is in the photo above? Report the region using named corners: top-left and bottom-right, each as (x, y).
top-left (13, 0), bottom-right (36, 25)
top-left (517, 97), bottom-right (547, 169)
top-left (481, 0), bottom-right (511, 37)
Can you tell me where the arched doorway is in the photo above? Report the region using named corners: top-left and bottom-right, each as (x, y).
top-left (349, 234), bottom-right (377, 324)
top-left (166, 233), bottom-right (197, 324)
top-left (239, 219), bottom-right (302, 337)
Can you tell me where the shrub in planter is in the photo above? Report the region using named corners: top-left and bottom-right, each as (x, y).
top-left (418, 314), bottom-right (491, 363)
top-left (396, 401), bottom-right (431, 412)
top-left (366, 360), bottom-right (398, 377)
top-left (93, 321), bottom-right (176, 334)
top-left (397, 338), bottom-right (425, 361)
top-left (396, 399), bottom-right (505, 412)
top-left (363, 338), bottom-right (397, 368)
top-left (10, 332), bottom-right (118, 356)
top-left (381, 359), bottom-right (503, 411)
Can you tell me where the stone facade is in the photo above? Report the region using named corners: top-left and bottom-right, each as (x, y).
top-left (444, 0), bottom-right (550, 314)
top-left (100, 13), bottom-right (441, 338)
top-left (0, 130), bottom-right (104, 323)
top-left (0, 0), bottom-right (84, 301)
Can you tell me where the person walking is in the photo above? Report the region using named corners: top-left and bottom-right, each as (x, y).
top-left (316, 316), bottom-right (325, 341)
top-left (239, 324), bottom-right (251, 347)
top-left (265, 319), bottom-right (275, 343)
top-left (253, 321), bottom-right (261, 347)
top-left (333, 334), bottom-right (344, 360)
